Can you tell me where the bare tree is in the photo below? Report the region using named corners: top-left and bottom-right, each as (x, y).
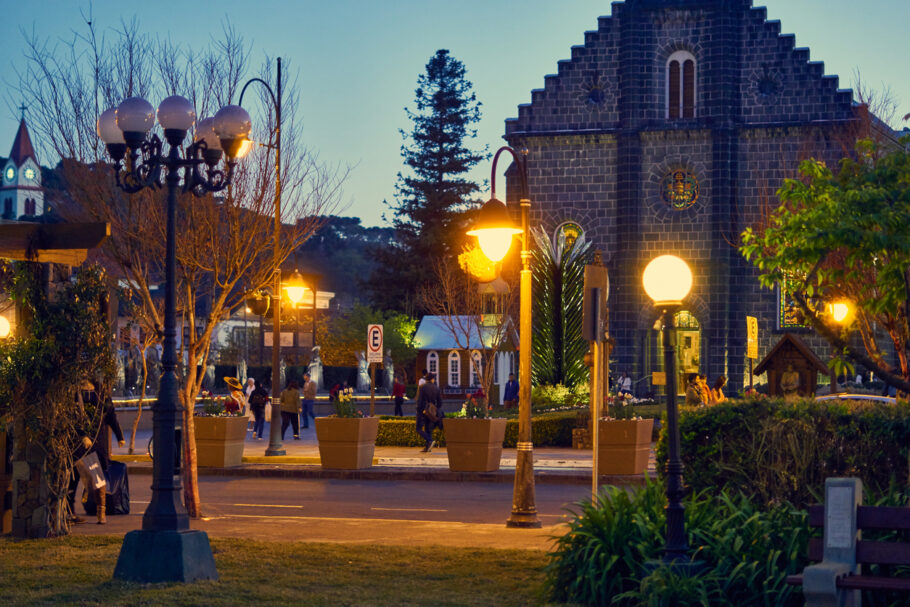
top-left (420, 249), bottom-right (518, 412)
top-left (17, 17), bottom-right (348, 516)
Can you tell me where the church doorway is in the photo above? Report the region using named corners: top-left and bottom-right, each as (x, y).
top-left (673, 310), bottom-right (701, 391)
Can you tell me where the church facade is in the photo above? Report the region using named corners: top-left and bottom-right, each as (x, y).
top-left (503, 0), bottom-right (893, 394)
top-left (1, 119), bottom-right (44, 220)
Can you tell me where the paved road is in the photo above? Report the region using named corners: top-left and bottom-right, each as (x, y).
top-left (73, 476), bottom-right (591, 550)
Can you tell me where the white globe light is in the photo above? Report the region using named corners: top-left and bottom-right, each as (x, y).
top-left (97, 107), bottom-right (124, 144)
top-left (116, 97), bottom-right (156, 134)
top-left (157, 95), bottom-right (196, 131)
top-left (213, 105), bottom-right (252, 139)
top-left (194, 117), bottom-right (222, 150)
top-left (642, 255), bottom-right (692, 305)
top-left (828, 302), bottom-right (852, 324)
top-left (0, 316), bottom-right (9, 339)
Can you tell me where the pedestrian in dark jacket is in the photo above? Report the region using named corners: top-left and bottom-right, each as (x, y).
top-left (392, 376), bottom-right (406, 416)
top-left (248, 383), bottom-right (270, 439)
top-left (415, 373), bottom-right (442, 453)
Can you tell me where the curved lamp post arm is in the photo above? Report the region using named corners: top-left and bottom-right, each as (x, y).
top-left (490, 145), bottom-right (529, 201)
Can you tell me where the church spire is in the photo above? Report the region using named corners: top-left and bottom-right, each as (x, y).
top-left (9, 118), bottom-right (38, 167)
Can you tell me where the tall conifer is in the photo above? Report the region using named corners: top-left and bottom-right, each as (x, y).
top-left (367, 49), bottom-right (486, 312)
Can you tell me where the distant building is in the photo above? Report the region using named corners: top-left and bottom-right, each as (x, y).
top-left (1, 119), bottom-right (44, 220)
top-left (413, 315), bottom-right (518, 404)
top-left (503, 0), bottom-right (898, 394)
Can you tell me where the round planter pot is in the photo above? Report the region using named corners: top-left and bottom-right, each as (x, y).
top-left (315, 416), bottom-right (379, 470)
top-left (443, 417), bottom-right (507, 472)
top-left (597, 418), bottom-right (654, 475)
top-left (194, 416), bottom-right (248, 468)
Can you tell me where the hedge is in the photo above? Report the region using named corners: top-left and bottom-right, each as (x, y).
top-left (656, 398), bottom-right (910, 507)
top-left (375, 410), bottom-right (578, 448)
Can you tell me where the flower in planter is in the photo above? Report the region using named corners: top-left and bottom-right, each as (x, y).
top-left (331, 387), bottom-right (363, 418)
top-left (196, 391), bottom-right (244, 417)
top-left (455, 396), bottom-right (487, 419)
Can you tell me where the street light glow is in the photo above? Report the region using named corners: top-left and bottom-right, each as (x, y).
top-left (643, 255), bottom-right (692, 306)
top-left (467, 197), bottom-right (521, 262)
top-left (0, 316), bottom-right (10, 339)
top-left (284, 270), bottom-right (307, 306)
top-left (474, 228), bottom-right (517, 263)
top-left (828, 301), bottom-right (853, 324)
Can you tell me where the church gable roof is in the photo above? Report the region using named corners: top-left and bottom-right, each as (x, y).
top-left (505, 0), bottom-right (857, 138)
top-left (9, 119), bottom-right (38, 167)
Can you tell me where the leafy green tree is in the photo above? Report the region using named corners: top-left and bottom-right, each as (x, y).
top-left (319, 304), bottom-right (417, 378)
top-left (367, 49), bottom-right (487, 313)
top-left (741, 138), bottom-right (910, 391)
top-left (531, 228), bottom-right (592, 388)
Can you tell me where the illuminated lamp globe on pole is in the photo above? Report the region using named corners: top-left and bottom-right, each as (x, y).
top-left (642, 254), bottom-right (698, 565)
top-left (467, 145), bottom-right (539, 528)
top-left (826, 300), bottom-right (854, 392)
top-left (99, 93), bottom-right (251, 583)
top-left (283, 269), bottom-right (307, 306)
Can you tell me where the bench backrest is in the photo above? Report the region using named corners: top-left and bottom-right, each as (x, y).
top-left (807, 505), bottom-right (910, 566)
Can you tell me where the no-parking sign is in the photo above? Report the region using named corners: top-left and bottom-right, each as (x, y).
top-left (367, 324), bottom-right (383, 363)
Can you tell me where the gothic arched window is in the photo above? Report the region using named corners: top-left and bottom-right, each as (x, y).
top-left (470, 351), bottom-right (482, 387)
top-left (426, 351), bottom-right (438, 377)
top-left (667, 51), bottom-right (696, 119)
top-left (448, 350), bottom-right (461, 388)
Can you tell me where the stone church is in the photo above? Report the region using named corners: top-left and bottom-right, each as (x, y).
top-left (503, 0), bottom-right (897, 394)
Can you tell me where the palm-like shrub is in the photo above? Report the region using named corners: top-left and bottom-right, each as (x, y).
top-left (531, 227), bottom-right (591, 387)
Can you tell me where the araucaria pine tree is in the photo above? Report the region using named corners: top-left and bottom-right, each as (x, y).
top-left (368, 49), bottom-right (486, 313)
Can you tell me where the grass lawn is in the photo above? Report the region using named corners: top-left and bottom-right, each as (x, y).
top-left (0, 535), bottom-right (557, 606)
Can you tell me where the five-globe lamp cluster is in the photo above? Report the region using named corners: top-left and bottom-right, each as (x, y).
top-left (96, 95), bottom-right (253, 190)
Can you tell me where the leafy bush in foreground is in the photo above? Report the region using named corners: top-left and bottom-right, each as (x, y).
top-left (545, 479), bottom-right (810, 606)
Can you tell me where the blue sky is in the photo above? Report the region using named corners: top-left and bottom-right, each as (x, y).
top-left (2, 0), bottom-right (908, 226)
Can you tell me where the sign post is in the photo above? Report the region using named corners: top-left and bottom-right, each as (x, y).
top-left (746, 316), bottom-right (758, 390)
top-left (583, 260), bottom-right (609, 502)
top-left (367, 324), bottom-right (383, 416)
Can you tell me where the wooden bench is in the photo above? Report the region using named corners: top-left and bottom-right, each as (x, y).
top-left (786, 478), bottom-right (910, 604)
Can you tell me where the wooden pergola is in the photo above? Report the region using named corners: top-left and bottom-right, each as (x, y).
top-left (0, 221), bottom-right (109, 264)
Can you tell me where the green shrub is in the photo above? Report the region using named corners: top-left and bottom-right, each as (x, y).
top-left (545, 479), bottom-right (810, 606)
top-left (374, 410), bottom-right (578, 447)
top-left (656, 398), bottom-right (910, 507)
top-left (531, 383), bottom-right (589, 410)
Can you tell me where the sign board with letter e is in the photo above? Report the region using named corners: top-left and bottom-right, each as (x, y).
top-left (367, 324), bottom-right (383, 363)
top-left (746, 316), bottom-right (758, 360)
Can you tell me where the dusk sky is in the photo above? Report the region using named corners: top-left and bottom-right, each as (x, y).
top-left (2, 0), bottom-right (907, 226)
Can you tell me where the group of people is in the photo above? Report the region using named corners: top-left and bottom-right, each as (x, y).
top-left (225, 373), bottom-right (318, 441)
top-left (684, 373), bottom-right (727, 407)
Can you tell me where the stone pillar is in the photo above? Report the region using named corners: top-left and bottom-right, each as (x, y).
top-left (1, 429), bottom-right (12, 534)
top-left (11, 424), bottom-right (52, 539)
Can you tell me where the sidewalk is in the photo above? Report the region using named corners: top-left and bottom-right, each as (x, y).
top-left (114, 424), bottom-right (654, 486)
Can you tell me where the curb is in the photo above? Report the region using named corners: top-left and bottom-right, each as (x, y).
top-left (124, 461), bottom-right (647, 486)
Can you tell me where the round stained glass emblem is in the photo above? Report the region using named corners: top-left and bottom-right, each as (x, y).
top-left (660, 170), bottom-right (699, 210)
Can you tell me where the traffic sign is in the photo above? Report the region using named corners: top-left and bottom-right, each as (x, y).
top-left (367, 324), bottom-right (383, 363)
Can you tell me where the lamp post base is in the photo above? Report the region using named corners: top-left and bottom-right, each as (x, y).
top-left (506, 512), bottom-right (542, 528)
top-left (113, 529), bottom-right (218, 583)
top-left (643, 558), bottom-right (707, 578)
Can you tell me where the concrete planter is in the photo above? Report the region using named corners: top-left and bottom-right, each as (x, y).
top-left (598, 418), bottom-right (654, 475)
top-left (194, 416), bottom-right (247, 468)
top-left (443, 418), bottom-right (507, 472)
top-left (315, 416), bottom-right (379, 470)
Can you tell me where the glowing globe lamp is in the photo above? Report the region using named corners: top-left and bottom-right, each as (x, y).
top-left (0, 316), bottom-right (10, 339)
top-left (467, 198), bottom-right (522, 262)
top-left (828, 301), bottom-right (853, 324)
top-left (643, 255), bottom-right (692, 306)
top-left (283, 270), bottom-right (307, 306)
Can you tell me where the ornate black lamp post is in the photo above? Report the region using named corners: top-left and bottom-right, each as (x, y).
top-left (467, 146), bottom-right (539, 528)
top-left (238, 57), bottom-right (287, 456)
top-left (642, 254), bottom-right (694, 563)
top-left (98, 94), bottom-right (251, 582)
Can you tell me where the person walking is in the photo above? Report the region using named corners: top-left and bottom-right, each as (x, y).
top-left (243, 377), bottom-right (256, 432)
top-left (392, 375), bottom-right (406, 416)
top-left (618, 372), bottom-right (633, 396)
top-left (415, 372), bottom-right (442, 453)
top-left (248, 381), bottom-right (270, 440)
top-left (280, 379), bottom-right (301, 440)
top-left (301, 372), bottom-right (317, 429)
top-left (503, 373), bottom-right (519, 409)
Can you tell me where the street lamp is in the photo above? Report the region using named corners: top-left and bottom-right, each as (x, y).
top-left (827, 300), bottom-right (854, 392)
top-left (642, 254), bottom-right (693, 564)
top-left (99, 94), bottom-right (251, 582)
top-left (468, 146), bottom-right (539, 528)
top-left (238, 57), bottom-right (286, 456)
top-left (284, 269), bottom-right (307, 306)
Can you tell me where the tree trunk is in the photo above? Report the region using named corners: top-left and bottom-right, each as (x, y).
top-left (181, 381), bottom-right (201, 518)
top-left (128, 349), bottom-right (148, 455)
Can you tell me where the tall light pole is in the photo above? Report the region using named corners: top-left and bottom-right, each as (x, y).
top-left (642, 254), bottom-right (693, 564)
top-left (238, 57), bottom-right (285, 456)
top-left (468, 146), bottom-right (539, 528)
top-left (98, 95), bottom-right (252, 581)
